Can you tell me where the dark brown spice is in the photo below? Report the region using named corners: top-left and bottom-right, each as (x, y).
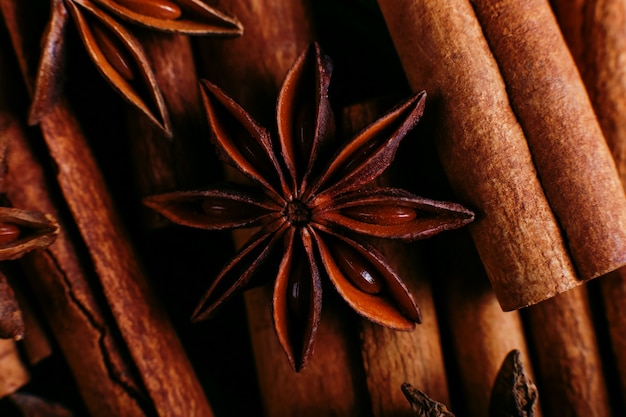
top-left (0, 207), bottom-right (59, 340)
top-left (401, 383), bottom-right (455, 417)
top-left (145, 43), bottom-right (474, 371)
top-left (30, 0), bottom-right (243, 136)
top-left (489, 349), bottom-right (538, 417)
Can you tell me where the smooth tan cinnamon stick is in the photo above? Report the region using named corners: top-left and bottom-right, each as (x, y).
top-left (377, 0), bottom-right (579, 310)
top-left (433, 231), bottom-right (537, 417)
top-left (0, 2), bottom-right (214, 415)
top-left (551, 1), bottom-right (626, 407)
top-left (470, 0), bottom-right (626, 282)
top-left (524, 288), bottom-right (612, 417)
top-left (0, 339), bottom-right (29, 398)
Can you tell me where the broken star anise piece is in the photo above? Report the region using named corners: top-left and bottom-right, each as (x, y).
top-left (0, 206), bottom-right (59, 340)
top-left (144, 43), bottom-right (474, 371)
top-left (31, 0), bottom-right (242, 136)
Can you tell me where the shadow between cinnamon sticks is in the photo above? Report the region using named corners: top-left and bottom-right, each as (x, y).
top-left (377, 0), bottom-right (580, 310)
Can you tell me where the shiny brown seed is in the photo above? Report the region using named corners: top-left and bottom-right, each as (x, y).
top-left (0, 223), bottom-right (20, 246)
top-left (332, 239), bottom-right (384, 294)
top-left (341, 205), bottom-right (417, 225)
top-left (286, 256), bottom-right (311, 325)
top-left (114, 0), bottom-right (183, 20)
top-left (91, 23), bottom-right (135, 81)
top-left (200, 196), bottom-right (263, 224)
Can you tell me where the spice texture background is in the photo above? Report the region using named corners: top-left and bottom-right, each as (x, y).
top-left (0, 0), bottom-right (625, 416)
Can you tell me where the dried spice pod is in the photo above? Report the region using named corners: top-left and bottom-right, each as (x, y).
top-left (146, 43), bottom-right (473, 370)
top-left (0, 207), bottom-right (59, 261)
top-left (29, 0), bottom-right (242, 135)
top-left (377, 0), bottom-right (580, 310)
top-left (489, 350), bottom-right (538, 417)
top-left (198, 2), bottom-right (372, 413)
top-left (401, 383), bottom-right (455, 417)
top-left (59, 0), bottom-right (172, 134)
top-left (95, 0), bottom-right (242, 34)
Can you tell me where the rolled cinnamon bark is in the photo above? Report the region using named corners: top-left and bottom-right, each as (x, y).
top-left (432, 231), bottom-right (537, 417)
top-left (470, 0), bottom-right (626, 282)
top-left (377, 0), bottom-right (580, 310)
top-left (524, 288), bottom-right (613, 417)
top-left (551, 0), bottom-right (626, 407)
top-left (0, 1), bottom-right (215, 415)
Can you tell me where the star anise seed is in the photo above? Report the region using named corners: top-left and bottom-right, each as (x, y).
top-left (31, 0), bottom-right (243, 136)
top-left (144, 43), bottom-right (474, 371)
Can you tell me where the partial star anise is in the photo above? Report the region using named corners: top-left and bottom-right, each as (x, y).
top-left (144, 43), bottom-right (474, 370)
top-left (31, 0), bottom-right (242, 136)
top-left (0, 207), bottom-right (59, 339)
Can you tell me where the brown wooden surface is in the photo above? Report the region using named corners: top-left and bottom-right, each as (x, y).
top-left (377, 0), bottom-right (580, 311)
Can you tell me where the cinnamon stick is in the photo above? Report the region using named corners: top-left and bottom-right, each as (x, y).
top-left (470, 0), bottom-right (626, 282)
top-left (0, 2), bottom-right (214, 415)
top-left (377, 0), bottom-right (580, 310)
top-left (432, 231), bottom-right (537, 417)
top-left (4, 115), bottom-right (149, 417)
top-left (524, 288), bottom-right (613, 417)
top-left (551, 0), bottom-right (626, 407)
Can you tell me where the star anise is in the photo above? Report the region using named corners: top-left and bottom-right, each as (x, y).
top-left (31, 0), bottom-right (243, 136)
top-left (401, 383), bottom-right (455, 417)
top-left (0, 206), bottom-right (59, 339)
top-left (144, 43), bottom-right (474, 370)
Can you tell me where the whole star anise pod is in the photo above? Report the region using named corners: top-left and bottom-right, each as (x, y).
top-left (145, 43), bottom-right (474, 370)
top-left (31, 0), bottom-right (242, 136)
top-left (0, 207), bottom-right (59, 339)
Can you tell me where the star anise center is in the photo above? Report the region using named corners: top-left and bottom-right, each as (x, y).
top-left (284, 200), bottom-right (311, 226)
